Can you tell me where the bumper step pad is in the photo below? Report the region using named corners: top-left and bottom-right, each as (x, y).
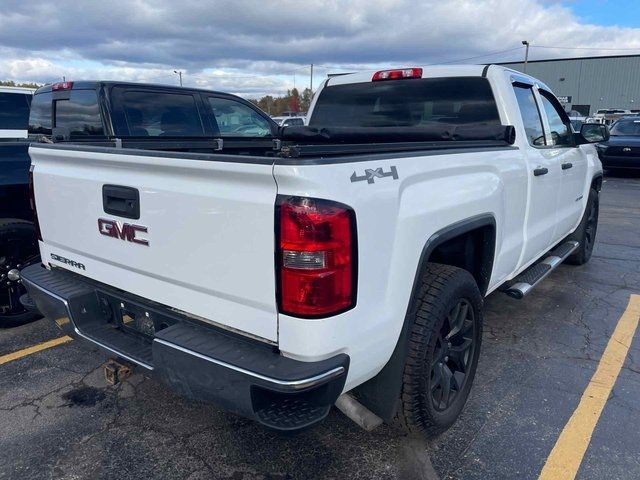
top-left (20, 264), bottom-right (349, 431)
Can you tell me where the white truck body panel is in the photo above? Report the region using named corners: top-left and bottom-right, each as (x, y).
top-left (31, 147), bottom-right (279, 342)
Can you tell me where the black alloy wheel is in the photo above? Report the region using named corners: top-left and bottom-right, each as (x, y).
top-left (430, 299), bottom-right (476, 412)
top-left (398, 263), bottom-right (483, 437)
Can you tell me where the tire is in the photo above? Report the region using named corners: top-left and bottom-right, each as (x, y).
top-left (397, 263), bottom-right (483, 437)
top-left (565, 188), bottom-right (599, 265)
top-left (0, 219), bottom-right (41, 325)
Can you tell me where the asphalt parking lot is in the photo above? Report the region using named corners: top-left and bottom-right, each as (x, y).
top-left (1, 174), bottom-right (639, 480)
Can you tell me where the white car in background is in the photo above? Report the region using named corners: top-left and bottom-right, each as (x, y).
top-left (271, 116), bottom-right (306, 126)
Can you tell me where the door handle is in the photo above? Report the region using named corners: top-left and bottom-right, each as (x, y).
top-left (561, 162), bottom-right (573, 170)
top-left (102, 185), bottom-right (140, 219)
top-left (533, 167), bottom-right (549, 176)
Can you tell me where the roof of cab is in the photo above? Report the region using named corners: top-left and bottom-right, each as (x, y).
top-left (323, 64), bottom-right (551, 91)
top-left (325, 64), bottom-right (488, 87)
top-left (0, 86), bottom-right (36, 94)
top-left (33, 81), bottom-right (234, 97)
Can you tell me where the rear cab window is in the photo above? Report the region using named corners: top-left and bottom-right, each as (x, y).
top-left (310, 77), bottom-right (501, 127)
top-left (29, 88), bottom-right (104, 139)
top-left (29, 91), bottom-right (53, 135)
top-left (54, 90), bottom-right (104, 137)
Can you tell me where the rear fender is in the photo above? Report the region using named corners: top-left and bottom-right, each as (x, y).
top-left (352, 214), bottom-right (495, 421)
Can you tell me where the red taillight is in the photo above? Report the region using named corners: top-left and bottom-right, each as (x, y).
top-left (28, 166), bottom-right (43, 242)
top-left (52, 81), bottom-right (73, 91)
top-left (372, 68), bottom-right (423, 81)
top-left (277, 196), bottom-right (356, 317)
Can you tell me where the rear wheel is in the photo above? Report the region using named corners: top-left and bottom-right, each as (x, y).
top-left (397, 263), bottom-right (483, 437)
top-left (0, 219), bottom-right (41, 324)
top-left (565, 188), bottom-right (599, 265)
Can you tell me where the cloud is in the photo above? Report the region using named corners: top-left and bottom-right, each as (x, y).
top-left (1, 0), bottom-right (640, 97)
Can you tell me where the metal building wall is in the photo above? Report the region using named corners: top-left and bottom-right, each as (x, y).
top-left (497, 55), bottom-right (640, 115)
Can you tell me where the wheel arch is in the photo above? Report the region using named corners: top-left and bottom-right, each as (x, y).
top-left (591, 172), bottom-right (603, 192)
top-left (352, 213), bottom-right (496, 421)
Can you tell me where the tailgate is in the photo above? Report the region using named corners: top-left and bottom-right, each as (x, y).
top-left (30, 145), bottom-right (279, 342)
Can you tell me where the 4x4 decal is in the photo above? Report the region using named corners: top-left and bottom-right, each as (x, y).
top-left (350, 166), bottom-right (399, 184)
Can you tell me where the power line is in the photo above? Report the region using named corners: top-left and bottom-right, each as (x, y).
top-left (439, 46), bottom-right (525, 64)
top-left (532, 44), bottom-right (640, 51)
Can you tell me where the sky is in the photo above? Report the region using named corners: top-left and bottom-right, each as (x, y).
top-left (1, 0), bottom-right (640, 98)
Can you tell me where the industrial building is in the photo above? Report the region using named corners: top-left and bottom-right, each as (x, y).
top-left (496, 54), bottom-right (640, 116)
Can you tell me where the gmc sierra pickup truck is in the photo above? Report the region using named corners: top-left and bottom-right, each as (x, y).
top-left (0, 86), bottom-right (40, 323)
top-left (22, 66), bottom-right (607, 436)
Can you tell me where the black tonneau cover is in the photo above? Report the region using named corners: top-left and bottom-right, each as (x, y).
top-left (277, 124), bottom-right (515, 158)
top-left (279, 125), bottom-right (515, 144)
top-left (38, 123), bottom-right (516, 159)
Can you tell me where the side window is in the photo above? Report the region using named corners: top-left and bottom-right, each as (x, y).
top-left (208, 97), bottom-right (272, 137)
top-left (120, 90), bottom-right (205, 137)
top-left (29, 92), bottom-right (52, 135)
top-left (0, 92), bottom-right (31, 130)
top-left (513, 85), bottom-right (545, 147)
top-left (539, 92), bottom-right (572, 146)
top-left (54, 90), bottom-right (104, 136)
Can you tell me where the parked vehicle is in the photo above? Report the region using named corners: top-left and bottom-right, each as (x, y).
top-left (593, 108), bottom-right (631, 125)
top-left (0, 86), bottom-right (40, 323)
top-left (596, 117), bottom-right (640, 172)
top-left (271, 116), bottom-right (306, 126)
top-left (277, 111), bottom-right (306, 117)
top-left (22, 66), bottom-right (606, 436)
top-left (26, 81), bottom-right (278, 151)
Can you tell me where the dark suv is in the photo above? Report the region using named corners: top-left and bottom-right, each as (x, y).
top-left (0, 86), bottom-right (40, 323)
top-left (29, 81), bottom-right (278, 154)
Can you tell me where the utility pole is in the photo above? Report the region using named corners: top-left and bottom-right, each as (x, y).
top-left (310, 63), bottom-right (314, 93)
top-left (173, 70), bottom-right (183, 87)
top-left (522, 41), bottom-right (530, 74)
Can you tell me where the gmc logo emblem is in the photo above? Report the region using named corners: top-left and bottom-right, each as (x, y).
top-left (98, 218), bottom-right (149, 246)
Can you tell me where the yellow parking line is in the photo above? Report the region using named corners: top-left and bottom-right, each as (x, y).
top-left (539, 294), bottom-right (640, 480)
top-left (0, 336), bottom-right (73, 366)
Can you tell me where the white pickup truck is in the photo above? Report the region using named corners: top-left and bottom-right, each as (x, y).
top-left (22, 66), bottom-right (607, 436)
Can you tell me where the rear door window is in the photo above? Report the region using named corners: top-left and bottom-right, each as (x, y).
top-left (310, 77), bottom-right (501, 127)
top-left (119, 90), bottom-right (205, 137)
top-left (28, 91), bottom-right (52, 135)
top-left (513, 85), bottom-right (546, 147)
top-left (0, 92), bottom-right (31, 130)
top-left (54, 90), bottom-right (104, 137)
top-left (208, 97), bottom-right (272, 137)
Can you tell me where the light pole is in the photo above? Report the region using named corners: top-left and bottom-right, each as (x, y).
top-left (173, 70), bottom-right (183, 87)
top-left (522, 41), bottom-right (530, 74)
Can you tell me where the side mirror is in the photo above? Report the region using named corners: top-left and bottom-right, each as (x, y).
top-left (578, 123), bottom-right (610, 144)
